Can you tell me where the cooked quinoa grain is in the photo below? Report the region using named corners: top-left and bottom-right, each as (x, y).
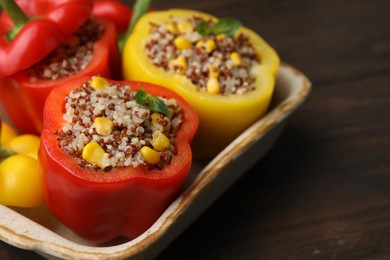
top-left (27, 19), bottom-right (104, 81)
top-left (144, 16), bottom-right (260, 95)
top-left (55, 78), bottom-right (183, 172)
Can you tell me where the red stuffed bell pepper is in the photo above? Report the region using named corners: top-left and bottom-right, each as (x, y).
top-left (39, 76), bottom-right (198, 243)
top-left (0, 0), bottom-right (93, 77)
top-left (0, 0), bottom-right (121, 134)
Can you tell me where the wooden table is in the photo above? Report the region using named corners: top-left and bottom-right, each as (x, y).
top-left (1, 0), bottom-right (389, 259)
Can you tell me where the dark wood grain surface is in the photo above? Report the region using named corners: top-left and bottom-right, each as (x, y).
top-left (1, 0), bottom-right (389, 259)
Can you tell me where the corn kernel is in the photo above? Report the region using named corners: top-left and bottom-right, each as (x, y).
top-left (174, 36), bottom-right (192, 50)
top-left (206, 78), bottom-right (220, 94)
top-left (151, 130), bottom-right (171, 152)
top-left (208, 65), bottom-right (220, 78)
top-left (82, 142), bottom-right (107, 169)
top-left (177, 21), bottom-right (193, 33)
top-left (195, 39), bottom-right (216, 53)
top-left (151, 112), bottom-right (171, 131)
top-left (90, 76), bottom-right (109, 90)
top-left (94, 117), bottom-right (114, 135)
top-left (204, 39), bottom-right (216, 53)
top-left (216, 34), bottom-right (227, 41)
top-left (195, 41), bottom-right (202, 49)
top-left (230, 52), bottom-right (242, 66)
top-left (170, 56), bottom-right (187, 74)
top-left (166, 22), bottom-right (178, 34)
top-left (140, 146), bottom-right (160, 164)
top-left (151, 112), bottom-right (160, 126)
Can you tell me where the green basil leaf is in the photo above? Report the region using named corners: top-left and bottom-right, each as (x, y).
top-left (135, 88), bottom-right (171, 116)
top-left (196, 17), bottom-right (241, 36)
top-left (211, 18), bottom-right (242, 36)
top-left (196, 21), bottom-right (211, 35)
top-left (135, 88), bottom-right (148, 104)
top-left (148, 95), bottom-right (171, 116)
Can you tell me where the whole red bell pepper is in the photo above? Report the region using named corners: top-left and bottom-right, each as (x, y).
top-left (0, 0), bottom-right (121, 134)
top-left (38, 76), bottom-right (199, 243)
top-left (0, 0), bottom-right (93, 77)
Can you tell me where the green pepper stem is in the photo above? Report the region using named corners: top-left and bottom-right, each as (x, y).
top-left (0, 0), bottom-right (28, 27)
top-left (0, 0), bottom-right (30, 40)
top-left (118, 0), bottom-right (153, 52)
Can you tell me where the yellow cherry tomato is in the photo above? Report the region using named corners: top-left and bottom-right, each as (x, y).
top-left (1, 121), bottom-right (17, 148)
top-left (0, 154), bottom-right (44, 207)
top-left (8, 134), bottom-right (40, 160)
top-left (0, 120), bottom-right (44, 207)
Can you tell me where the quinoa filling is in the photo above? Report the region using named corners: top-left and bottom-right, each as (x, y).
top-left (144, 16), bottom-right (260, 95)
top-left (26, 19), bottom-right (104, 81)
top-left (54, 78), bottom-right (183, 172)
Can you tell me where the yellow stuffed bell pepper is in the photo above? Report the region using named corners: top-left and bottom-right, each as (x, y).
top-left (122, 9), bottom-right (280, 158)
top-left (0, 120), bottom-right (44, 207)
